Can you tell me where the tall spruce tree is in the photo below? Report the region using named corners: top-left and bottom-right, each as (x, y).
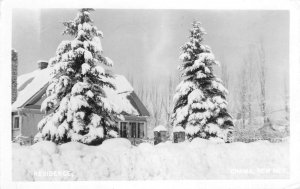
top-left (35, 9), bottom-right (123, 145)
top-left (171, 21), bottom-right (234, 142)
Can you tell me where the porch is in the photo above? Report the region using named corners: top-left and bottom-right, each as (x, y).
top-left (118, 115), bottom-right (149, 145)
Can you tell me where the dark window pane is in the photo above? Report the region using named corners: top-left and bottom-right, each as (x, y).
top-left (120, 122), bottom-right (127, 138)
top-left (130, 122), bottom-right (136, 138)
top-left (138, 123), bottom-right (144, 138)
top-left (14, 117), bottom-right (19, 129)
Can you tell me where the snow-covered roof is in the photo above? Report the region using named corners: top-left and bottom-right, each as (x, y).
top-left (12, 67), bottom-right (145, 116)
top-left (112, 75), bottom-right (133, 93)
top-left (153, 125), bottom-right (167, 132)
top-left (13, 68), bottom-right (53, 111)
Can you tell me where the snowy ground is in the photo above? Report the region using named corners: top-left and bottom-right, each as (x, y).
top-left (12, 138), bottom-right (289, 181)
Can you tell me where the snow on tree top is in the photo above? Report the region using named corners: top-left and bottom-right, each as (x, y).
top-left (12, 67), bottom-right (137, 115)
top-left (188, 89), bottom-right (204, 104)
top-left (153, 125), bottom-right (167, 132)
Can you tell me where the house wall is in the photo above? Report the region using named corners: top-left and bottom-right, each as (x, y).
top-left (12, 128), bottom-right (21, 139)
top-left (20, 112), bottom-right (44, 138)
top-left (12, 112), bottom-right (21, 139)
top-left (12, 109), bottom-right (149, 142)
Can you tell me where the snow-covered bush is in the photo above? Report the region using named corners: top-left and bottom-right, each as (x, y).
top-left (233, 117), bottom-right (289, 143)
top-left (35, 9), bottom-right (122, 145)
top-left (13, 135), bottom-right (33, 146)
top-left (172, 21), bottom-right (234, 142)
top-left (12, 138), bottom-right (289, 180)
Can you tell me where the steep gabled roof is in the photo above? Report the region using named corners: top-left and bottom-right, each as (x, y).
top-left (12, 68), bottom-right (149, 117)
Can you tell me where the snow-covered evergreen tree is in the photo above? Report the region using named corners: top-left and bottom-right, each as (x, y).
top-left (34, 8), bottom-right (123, 145)
top-left (171, 21), bottom-right (234, 142)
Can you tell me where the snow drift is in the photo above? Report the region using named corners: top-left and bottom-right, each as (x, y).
top-left (12, 138), bottom-right (289, 181)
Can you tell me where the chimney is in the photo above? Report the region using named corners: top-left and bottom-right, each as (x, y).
top-left (37, 60), bottom-right (48, 70)
top-left (12, 49), bottom-right (18, 103)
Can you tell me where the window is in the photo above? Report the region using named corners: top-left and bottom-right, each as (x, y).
top-left (13, 116), bottom-right (20, 129)
top-left (138, 123), bottom-right (144, 138)
top-left (126, 122), bottom-right (145, 139)
top-left (137, 124), bottom-right (140, 138)
top-left (120, 122), bottom-right (128, 138)
top-left (130, 122), bottom-right (137, 138)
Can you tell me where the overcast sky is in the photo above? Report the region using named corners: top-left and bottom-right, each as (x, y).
top-left (12, 9), bottom-right (289, 111)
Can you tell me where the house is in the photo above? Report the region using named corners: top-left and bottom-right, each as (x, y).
top-left (12, 61), bottom-right (150, 143)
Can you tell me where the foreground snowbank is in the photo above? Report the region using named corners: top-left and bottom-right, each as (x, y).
top-left (12, 138), bottom-right (289, 181)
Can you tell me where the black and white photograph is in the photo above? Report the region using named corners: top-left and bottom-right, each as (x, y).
top-left (1, 0), bottom-right (300, 188)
